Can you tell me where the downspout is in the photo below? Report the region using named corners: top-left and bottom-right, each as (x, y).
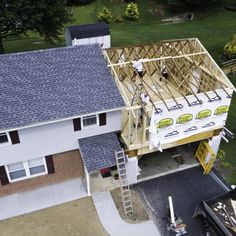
top-left (84, 165), bottom-right (91, 196)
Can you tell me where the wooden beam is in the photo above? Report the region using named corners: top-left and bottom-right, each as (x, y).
top-left (103, 50), bottom-right (135, 116)
top-left (107, 52), bottom-right (207, 68)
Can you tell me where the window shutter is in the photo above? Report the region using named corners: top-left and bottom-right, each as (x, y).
top-left (73, 118), bottom-right (81, 131)
top-left (45, 155), bottom-right (55, 174)
top-left (9, 130), bottom-right (20, 144)
top-left (0, 166), bottom-right (9, 185)
top-left (99, 113), bottom-right (106, 126)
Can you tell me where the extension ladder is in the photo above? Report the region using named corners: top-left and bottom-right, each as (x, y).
top-left (115, 149), bottom-right (133, 215)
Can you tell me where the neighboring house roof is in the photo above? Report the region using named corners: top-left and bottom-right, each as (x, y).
top-left (0, 44), bottom-right (124, 131)
top-left (79, 132), bottom-right (121, 172)
top-left (66, 23), bottom-right (110, 39)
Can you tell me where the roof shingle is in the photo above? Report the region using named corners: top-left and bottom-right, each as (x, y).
top-left (0, 44), bottom-right (124, 131)
top-left (78, 132), bottom-right (121, 172)
top-left (67, 23), bottom-right (110, 39)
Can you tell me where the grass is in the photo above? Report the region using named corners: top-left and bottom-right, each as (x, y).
top-left (67, 1), bottom-right (97, 25)
top-left (3, 1), bottom-right (236, 63)
top-left (0, 197), bottom-right (107, 236)
top-left (220, 73), bottom-right (236, 183)
top-left (109, 7), bottom-right (236, 63)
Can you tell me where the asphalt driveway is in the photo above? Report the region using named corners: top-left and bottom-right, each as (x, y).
top-left (135, 166), bottom-right (228, 236)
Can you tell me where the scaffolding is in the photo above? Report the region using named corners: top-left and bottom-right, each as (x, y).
top-left (103, 38), bottom-right (235, 155)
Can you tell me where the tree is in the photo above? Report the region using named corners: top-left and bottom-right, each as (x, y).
top-left (30, 1), bottom-right (71, 43)
top-left (0, 0), bottom-right (71, 54)
top-left (0, 0), bottom-right (31, 53)
top-left (125, 3), bottom-right (139, 21)
top-left (98, 7), bottom-right (112, 24)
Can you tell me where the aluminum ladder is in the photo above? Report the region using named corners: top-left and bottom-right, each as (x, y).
top-left (115, 149), bottom-right (133, 215)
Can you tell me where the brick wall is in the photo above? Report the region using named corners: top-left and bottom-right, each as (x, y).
top-left (0, 150), bottom-right (84, 196)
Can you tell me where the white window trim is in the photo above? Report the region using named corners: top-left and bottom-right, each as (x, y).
top-left (81, 114), bottom-right (99, 129)
top-left (5, 157), bottom-right (48, 183)
top-left (0, 132), bottom-right (12, 146)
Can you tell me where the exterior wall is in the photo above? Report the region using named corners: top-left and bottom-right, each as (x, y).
top-left (206, 135), bottom-right (222, 162)
top-left (72, 35), bottom-right (111, 49)
top-left (126, 156), bottom-right (138, 185)
top-left (122, 88), bottom-right (233, 153)
top-left (149, 89), bottom-right (233, 148)
top-left (0, 150), bottom-right (84, 196)
top-left (0, 110), bottom-right (122, 165)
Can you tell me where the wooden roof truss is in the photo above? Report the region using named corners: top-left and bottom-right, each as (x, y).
top-left (104, 38), bottom-right (232, 110)
top-left (103, 39), bottom-right (235, 150)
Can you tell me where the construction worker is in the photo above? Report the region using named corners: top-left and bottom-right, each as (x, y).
top-left (140, 93), bottom-right (150, 106)
top-left (133, 58), bottom-right (144, 80)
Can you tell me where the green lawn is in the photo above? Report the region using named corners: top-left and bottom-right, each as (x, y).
top-left (2, 0), bottom-right (236, 183)
top-left (3, 1), bottom-right (236, 63)
top-left (220, 73), bottom-right (236, 183)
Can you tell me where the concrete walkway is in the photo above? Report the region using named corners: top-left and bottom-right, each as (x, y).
top-left (0, 178), bottom-right (87, 221)
top-left (0, 178), bottom-right (160, 236)
top-left (92, 191), bottom-right (160, 236)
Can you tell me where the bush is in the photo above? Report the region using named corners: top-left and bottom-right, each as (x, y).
top-left (224, 34), bottom-right (236, 60)
top-left (115, 15), bottom-right (123, 23)
top-left (98, 7), bottom-right (112, 24)
top-left (125, 3), bottom-right (139, 21)
top-left (217, 149), bottom-right (226, 160)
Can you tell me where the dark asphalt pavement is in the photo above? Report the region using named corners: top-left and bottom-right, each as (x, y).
top-left (135, 166), bottom-right (227, 236)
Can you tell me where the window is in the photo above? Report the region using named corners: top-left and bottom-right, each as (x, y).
top-left (0, 132), bottom-right (9, 144)
top-left (28, 158), bottom-right (46, 175)
top-left (6, 157), bottom-right (47, 182)
top-left (8, 162), bottom-right (26, 180)
top-left (82, 115), bottom-right (97, 127)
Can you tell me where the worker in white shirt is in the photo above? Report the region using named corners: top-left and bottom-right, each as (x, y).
top-left (140, 93), bottom-right (150, 106)
top-left (133, 58), bottom-right (144, 80)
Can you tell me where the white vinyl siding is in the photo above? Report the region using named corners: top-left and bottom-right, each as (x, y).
top-left (0, 110), bottom-right (122, 165)
top-left (6, 157), bottom-right (47, 182)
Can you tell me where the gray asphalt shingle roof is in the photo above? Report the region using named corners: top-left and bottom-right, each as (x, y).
top-left (0, 44), bottom-right (124, 131)
top-left (78, 132), bottom-right (121, 172)
top-left (67, 23), bottom-right (110, 39)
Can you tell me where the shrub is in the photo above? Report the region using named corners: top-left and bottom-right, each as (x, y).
top-left (217, 149), bottom-right (225, 160)
top-left (115, 15), bottom-right (123, 23)
top-left (98, 7), bottom-right (112, 24)
top-left (125, 3), bottom-right (139, 21)
top-left (224, 34), bottom-right (236, 59)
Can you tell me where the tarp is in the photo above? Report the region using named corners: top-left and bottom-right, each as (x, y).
top-left (149, 88), bottom-right (233, 151)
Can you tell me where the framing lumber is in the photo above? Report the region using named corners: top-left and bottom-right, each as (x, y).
top-left (103, 38), bottom-right (235, 152)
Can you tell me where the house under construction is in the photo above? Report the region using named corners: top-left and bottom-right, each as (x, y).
top-left (104, 38), bottom-right (235, 176)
